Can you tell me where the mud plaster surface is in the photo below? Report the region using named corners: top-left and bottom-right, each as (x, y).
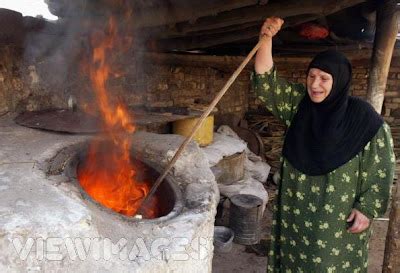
top-left (0, 113), bottom-right (218, 273)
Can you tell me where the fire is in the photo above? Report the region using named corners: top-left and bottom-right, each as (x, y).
top-left (77, 16), bottom-right (156, 218)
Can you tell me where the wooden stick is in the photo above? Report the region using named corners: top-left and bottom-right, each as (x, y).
top-left (136, 36), bottom-right (267, 217)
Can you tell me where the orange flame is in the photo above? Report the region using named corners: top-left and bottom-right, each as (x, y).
top-left (77, 16), bottom-right (156, 218)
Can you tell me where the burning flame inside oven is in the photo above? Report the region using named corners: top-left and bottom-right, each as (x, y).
top-left (77, 16), bottom-right (156, 218)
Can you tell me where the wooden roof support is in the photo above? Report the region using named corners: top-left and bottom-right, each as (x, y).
top-left (47, 0), bottom-right (259, 25)
top-left (368, 1), bottom-right (400, 272)
top-left (366, 0), bottom-right (398, 113)
top-left (153, 0), bottom-right (366, 51)
top-left (134, 0), bottom-right (259, 28)
top-left (273, 43), bottom-right (373, 54)
top-left (157, 26), bottom-right (260, 51)
top-left (174, 0), bottom-right (366, 34)
top-left (105, 0), bottom-right (259, 27)
top-left (384, 181), bottom-right (400, 273)
top-left (154, 13), bottom-right (320, 41)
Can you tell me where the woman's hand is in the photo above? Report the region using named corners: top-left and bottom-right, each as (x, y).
top-left (260, 17), bottom-right (284, 39)
top-left (346, 208), bottom-right (370, 233)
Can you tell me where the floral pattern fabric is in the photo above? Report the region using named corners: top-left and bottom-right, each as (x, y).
top-left (252, 68), bottom-right (395, 273)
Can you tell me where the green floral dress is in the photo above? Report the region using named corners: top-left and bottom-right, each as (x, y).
top-left (252, 68), bottom-right (396, 273)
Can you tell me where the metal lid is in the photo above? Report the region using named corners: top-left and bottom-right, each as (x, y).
top-left (230, 194), bottom-right (262, 208)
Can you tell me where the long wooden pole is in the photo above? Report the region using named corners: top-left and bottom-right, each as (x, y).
top-left (136, 36), bottom-right (267, 217)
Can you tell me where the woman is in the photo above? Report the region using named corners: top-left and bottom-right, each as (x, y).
top-left (253, 17), bottom-right (395, 272)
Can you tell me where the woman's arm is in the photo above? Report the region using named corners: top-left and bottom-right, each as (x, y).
top-left (354, 123), bottom-right (396, 220)
top-left (252, 17), bottom-right (306, 126)
top-left (255, 17), bottom-right (283, 74)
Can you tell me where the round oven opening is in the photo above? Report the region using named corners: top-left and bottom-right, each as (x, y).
top-left (57, 142), bottom-right (183, 222)
top-left (77, 155), bottom-right (179, 219)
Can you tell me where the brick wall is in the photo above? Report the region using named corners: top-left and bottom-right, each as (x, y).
top-left (138, 62), bottom-right (250, 116)
top-left (0, 45), bottom-right (76, 113)
top-left (0, 47), bottom-right (251, 118)
top-left (1, 47), bottom-right (400, 157)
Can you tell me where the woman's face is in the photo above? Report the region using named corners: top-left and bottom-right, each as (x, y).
top-left (307, 68), bottom-right (333, 103)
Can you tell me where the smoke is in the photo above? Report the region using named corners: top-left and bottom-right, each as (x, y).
top-left (22, 0), bottom-right (88, 104)
top-left (20, 0), bottom-right (185, 111)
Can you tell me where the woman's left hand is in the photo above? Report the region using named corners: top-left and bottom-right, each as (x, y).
top-left (346, 209), bottom-right (370, 233)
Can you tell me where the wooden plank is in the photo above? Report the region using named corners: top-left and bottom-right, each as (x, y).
top-left (152, 13), bottom-right (320, 41)
top-left (173, 0), bottom-right (366, 34)
top-left (273, 43), bottom-right (373, 53)
top-left (157, 26), bottom-right (261, 51)
top-left (383, 181), bottom-right (400, 273)
top-left (153, 22), bottom-right (261, 40)
top-left (50, 0), bottom-right (364, 30)
top-left (366, 0), bottom-right (398, 113)
top-left (367, 1), bottom-right (400, 272)
top-left (152, 0), bottom-right (365, 51)
top-left (135, 0), bottom-right (259, 27)
top-left (70, 0), bottom-right (259, 26)
top-left (153, 15), bottom-right (328, 51)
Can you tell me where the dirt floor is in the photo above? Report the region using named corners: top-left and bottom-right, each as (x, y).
top-left (212, 183), bottom-right (390, 273)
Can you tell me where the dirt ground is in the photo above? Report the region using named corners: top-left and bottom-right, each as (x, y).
top-left (212, 184), bottom-right (390, 273)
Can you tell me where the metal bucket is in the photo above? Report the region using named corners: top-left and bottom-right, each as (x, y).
top-left (213, 226), bottom-right (234, 253)
top-left (229, 194), bottom-right (263, 245)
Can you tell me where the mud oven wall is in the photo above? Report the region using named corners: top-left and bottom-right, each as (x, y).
top-left (0, 122), bottom-right (218, 272)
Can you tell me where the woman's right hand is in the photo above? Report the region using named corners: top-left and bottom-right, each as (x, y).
top-left (260, 17), bottom-right (284, 39)
top-left (255, 17), bottom-right (284, 74)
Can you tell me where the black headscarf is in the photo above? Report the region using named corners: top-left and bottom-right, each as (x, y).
top-left (282, 50), bottom-right (383, 176)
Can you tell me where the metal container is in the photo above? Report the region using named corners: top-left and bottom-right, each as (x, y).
top-left (213, 226), bottom-right (234, 253)
top-left (229, 194), bottom-right (263, 245)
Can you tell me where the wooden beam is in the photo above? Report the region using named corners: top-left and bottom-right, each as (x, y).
top-left (153, 22), bottom-right (261, 40)
top-left (100, 0), bottom-right (260, 26)
top-left (153, 13), bottom-right (321, 40)
top-left (151, 0), bottom-right (366, 51)
top-left (156, 26), bottom-right (260, 51)
top-left (370, 1), bottom-right (399, 270)
top-left (174, 0), bottom-right (366, 34)
top-left (274, 42), bottom-right (372, 52)
top-left (135, 0), bottom-right (260, 28)
top-left (47, 0), bottom-right (259, 24)
top-left (384, 181), bottom-right (400, 273)
top-left (152, 10), bottom-right (356, 51)
top-left (366, 0), bottom-right (398, 113)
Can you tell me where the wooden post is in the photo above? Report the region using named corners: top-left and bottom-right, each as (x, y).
top-left (367, 1), bottom-right (400, 272)
top-left (366, 0), bottom-right (398, 113)
top-left (383, 182), bottom-right (400, 273)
